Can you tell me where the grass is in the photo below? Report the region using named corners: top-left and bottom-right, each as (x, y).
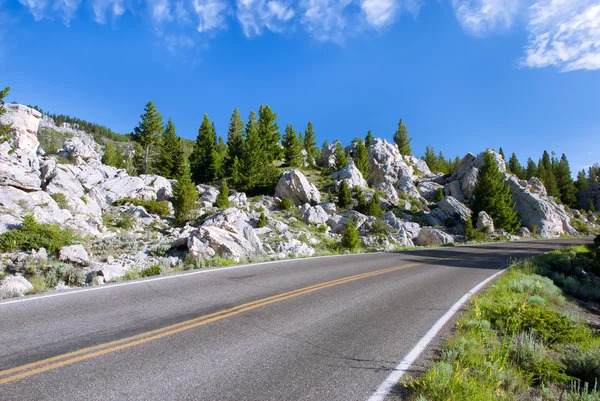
top-left (51, 193), bottom-right (69, 210)
top-left (404, 244), bottom-right (600, 401)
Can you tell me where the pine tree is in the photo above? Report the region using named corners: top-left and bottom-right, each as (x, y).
top-left (132, 101), bottom-right (163, 175)
top-left (231, 156), bottom-right (242, 187)
top-left (215, 179), bottom-right (230, 208)
top-left (240, 111), bottom-right (277, 192)
top-left (393, 118), bottom-right (412, 156)
top-left (575, 169), bottom-right (588, 193)
top-left (257, 212), bottom-right (267, 228)
top-left (0, 86), bottom-right (12, 143)
top-left (209, 134), bottom-right (227, 181)
top-left (158, 118), bottom-right (184, 179)
top-left (364, 192), bottom-right (384, 217)
top-left (190, 114), bottom-right (217, 183)
top-left (538, 156), bottom-right (559, 198)
top-left (422, 145), bottom-right (437, 172)
top-left (341, 218), bottom-right (360, 250)
top-left (499, 147), bottom-right (505, 160)
top-left (226, 108), bottom-right (245, 172)
top-left (354, 139), bottom-right (370, 178)
top-left (508, 153), bottom-right (522, 178)
top-left (472, 150), bottom-right (520, 233)
top-left (303, 121), bottom-right (317, 167)
top-left (554, 154), bottom-right (577, 206)
top-left (365, 130), bottom-right (374, 147)
top-left (337, 180), bottom-right (351, 207)
top-left (258, 105), bottom-right (281, 161)
top-left (333, 142), bottom-right (348, 171)
top-left (102, 142), bottom-right (120, 167)
top-left (282, 123), bottom-right (302, 167)
top-left (525, 158), bottom-right (537, 180)
top-left (173, 157), bottom-right (198, 225)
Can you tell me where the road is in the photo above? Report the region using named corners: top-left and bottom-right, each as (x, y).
top-left (0, 238), bottom-right (590, 400)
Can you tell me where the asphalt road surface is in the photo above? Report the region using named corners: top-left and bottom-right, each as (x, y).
top-left (0, 238), bottom-right (590, 400)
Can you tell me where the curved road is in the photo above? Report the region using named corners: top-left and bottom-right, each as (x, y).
top-left (0, 238), bottom-right (590, 400)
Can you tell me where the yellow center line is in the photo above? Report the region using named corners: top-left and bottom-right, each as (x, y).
top-left (0, 248), bottom-right (498, 386)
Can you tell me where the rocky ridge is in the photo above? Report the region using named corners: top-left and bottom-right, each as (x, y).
top-left (0, 104), bottom-right (597, 297)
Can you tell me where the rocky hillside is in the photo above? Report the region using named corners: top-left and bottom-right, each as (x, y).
top-left (0, 104), bottom-right (598, 298)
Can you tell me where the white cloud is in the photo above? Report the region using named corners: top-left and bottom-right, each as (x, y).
top-left (361, 0), bottom-right (397, 27)
top-left (53, 0), bottom-right (81, 24)
top-left (522, 0), bottom-right (600, 71)
top-left (192, 0), bottom-right (229, 32)
top-left (18, 0), bottom-right (50, 20)
top-left (147, 0), bottom-right (172, 23)
top-left (451, 0), bottom-right (521, 35)
top-left (236, 0), bottom-right (294, 36)
top-left (92, 0), bottom-right (126, 23)
top-left (300, 0), bottom-right (355, 41)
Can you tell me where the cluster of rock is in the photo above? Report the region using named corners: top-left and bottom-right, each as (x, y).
top-left (0, 103), bottom-right (595, 298)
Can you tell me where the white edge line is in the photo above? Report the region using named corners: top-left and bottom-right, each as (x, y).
top-left (0, 252), bottom-right (385, 306)
top-left (367, 268), bottom-right (508, 401)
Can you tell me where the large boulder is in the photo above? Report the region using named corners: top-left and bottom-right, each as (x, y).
top-left (328, 210), bottom-right (369, 233)
top-left (367, 138), bottom-right (412, 186)
top-left (0, 274), bottom-right (33, 298)
top-left (332, 161), bottom-right (368, 190)
top-left (430, 196), bottom-right (472, 233)
top-left (0, 104), bottom-right (41, 152)
top-left (59, 244), bottom-right (90, 265)
top-left (60, 137), bottom-right (99, 161)
top-left (396, 176), bottom-right (421, 199)
top-left (418, 181), bottom-right (444, 200)
top-left (321, 141), bottom-right (340, 170)
top-left (506, 176), bottom-right (577, 237)
top-left (203, 208), bottom-right (251, 232)
top-left (274, 238), bottom-right (315, 258)
top-left (303, 205), bottom-right (329, 225)
top-left (403, 155), bottom-right (431, 176)
top-left (275, 169), bottom-right (321, 205)
top-left (461, 167), bottom-right (478, 199)
top-left (415, 227), bottom-right (454, 246)
top-left (476, 211), bottom-right (494, 232)
top-left (141, 175), bottom-right (173, 201)
top-left (187, 226), bottom-right (263, 260)
top-left (445, 180), bottom-right (466, 203)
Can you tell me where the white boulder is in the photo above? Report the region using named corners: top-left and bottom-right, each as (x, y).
top-left (275, 169), bottom-right (321, 205)
top-left (59, 245), bottom-right (90, 265)
top-left (415, 227), bottom-right (454, 246)
top-left (0, 274), bottom-right (33, 298)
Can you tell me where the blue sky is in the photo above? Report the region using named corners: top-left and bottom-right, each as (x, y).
top-left (1, 0), bottom-right (599, 173)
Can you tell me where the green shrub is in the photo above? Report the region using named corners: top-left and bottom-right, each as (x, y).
top-left (561, 342), bottom-right (600, 386)
top-left (40, 262), bottom-right (86, 287)
top-left (215, 180), bottom-right (230, 209)
top-left (257, 212), bottom-right (267, 228)
top-left (370, 220), bottom-right (390, 235)
top-left (280, 198), bottom-right (295, 211)
top-left (434, 188), bottom-right (445, 202)
top-left (317, 224), bottom-right (328, 233)
top-left (0, 215), bottom-right (77, 253)
top-left (140, 264), bottom-right (163, 277)
top-left (510, 331), bottom-right (570, 384)
top-left (464, 216), bottom-right (486, 242)
top-left (149, 243), bottom-right (171, 257)
top-left (113, 198), bottom-right (170, 217)
top-left (115, 213), bottom-right (134, 229)
top-left (51, 193), bottom-right (69, 210)
top-left (341, 218), bottom-right (360, 250)
top-left (571, 218), bottom-right (591, 234)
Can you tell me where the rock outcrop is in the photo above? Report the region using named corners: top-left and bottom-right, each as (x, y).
top-left (332, 161), bottom-right (368, 190)
top-left (415, 227), bottom-right (454, 246)
top-left (367, 138), bottom-right (412, 186)
top-left (275, 169), bottom-right (321, 205)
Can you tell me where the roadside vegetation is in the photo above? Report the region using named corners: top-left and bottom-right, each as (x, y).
top-left (404, 235), bottom-right (600, 401)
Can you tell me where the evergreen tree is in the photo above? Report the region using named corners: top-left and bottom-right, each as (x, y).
top-left (365, 130), bottom-right (374, 147)
top-left (499, 147), bottom-right (505, 160)
top-left (575, 169), bottom-right (588, 193)
top-left (588, 163), bottom-right (600, 182)
top-left (303, 121), bottom-right (317, 166)
top-left (538, 157), bottom-right (560, 198)
top-left (525, 158), bottom-right (537, 180)
top-left (337, 180), bottom-right (351, 207)
top-left (554, 154), bottom-right (577, 206)
top-left (158, 118), bottom-right (184, 179)
top-left (364, 192), bottom-right (384, 217)
top-left (257, 212), bottom-right (267, 228)
top-left (215, 179), bottom-right (230, 208)
top-left (0, 86), bottom-right (12, 143)
top-left (393, 118), bottom-right (412, 156)
top-left (333, 142), bottom-right (348, 171)
top-left (258, 105), bottom-right (281, 161)
top-left (354, 139), bottom-right (370, 178)
top-left (589, 200), bottom-right (596, 213)
top-left (190, 114), bottom-right (217, 183)
top-left (173, 157), bottom-right (198, 225)
top-left (132, 101), bottom-right (163, 175)
top-left (125, 146), bottom-right (138, 176)
top-left (209, 134), bottom-right (228, 181)
top-left (355, 187), bottom-right (367, 212)
top-left (422, 145), bottom-right (437, 172)
top-left (240, 111), bottom-right (277, 192)
top-left (231, 156), bottom-right (242, 187)
top-left (226, 108), bottom-right (245, 171)
top-left (472, 150), bottom-right (520, 233)
top-left (282, 123), bottom-right (302, 167)
top-left (101, 142), bottom-right (120, 167)
top-left (341, 218), bottom-right (360, 250)
top-left (508, 153), bottom-right (522, 178)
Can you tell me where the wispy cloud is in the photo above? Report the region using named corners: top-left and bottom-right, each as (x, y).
top-left (521, 0), bottom-right (600, 71)
top-left (192, 0), bottom-right (229, 32)
top-left (92, 0), bottom-right (126, 23)
top-left (236, 0), bottom-right (294, 36)
top-left (451, 0), bottom-right (521, 35)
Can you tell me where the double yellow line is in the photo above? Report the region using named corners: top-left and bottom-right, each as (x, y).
top-left (0, 261), bottom-right (423, 386)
